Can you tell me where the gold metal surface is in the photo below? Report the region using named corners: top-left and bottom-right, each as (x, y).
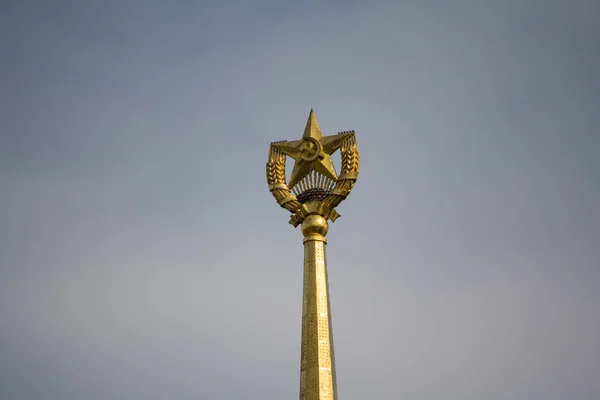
top-left (266, 110), bottom-right (360, 226)
top-left (272, 110), bottom-right (352, 188)
top-left (266, 110), bottom-right (359, 400)
top-left (300, 218), bottom-right (336, 400)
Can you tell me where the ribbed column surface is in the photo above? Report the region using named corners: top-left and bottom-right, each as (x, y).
top-left (299, 238), bottom-right (337, 400)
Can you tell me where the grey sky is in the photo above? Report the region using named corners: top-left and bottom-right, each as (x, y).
top-left (1, 0), bottom-right (599, 399)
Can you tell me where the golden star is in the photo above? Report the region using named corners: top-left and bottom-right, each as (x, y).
top-left (272, 109), bottom-right (352, 189)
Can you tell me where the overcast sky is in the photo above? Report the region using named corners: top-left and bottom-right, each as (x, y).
top-left (1, 0), bottom-right (599, 399)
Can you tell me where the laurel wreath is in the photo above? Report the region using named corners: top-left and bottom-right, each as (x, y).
top-left (266, 132), bottom-right (359, 226)
top-left (266, 145), bottom-right (301, 212)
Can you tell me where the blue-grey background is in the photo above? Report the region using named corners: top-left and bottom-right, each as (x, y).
top-left (1, 0), bottom-right (599, 399)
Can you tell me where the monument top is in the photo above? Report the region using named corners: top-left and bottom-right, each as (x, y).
top-left (266, 109), bottom-right (360, 227)
top-left (265, 109), bottom-right (360, 399)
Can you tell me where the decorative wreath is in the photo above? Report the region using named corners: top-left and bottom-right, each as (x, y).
top-left (266, 132), bottom-right (360, 227)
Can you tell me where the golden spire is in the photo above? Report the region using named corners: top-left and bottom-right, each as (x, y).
top-left (266, 110), bottom-right (360, 400)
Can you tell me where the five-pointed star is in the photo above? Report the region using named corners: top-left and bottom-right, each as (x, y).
top-left (272, 109), bottom-right (352, 189)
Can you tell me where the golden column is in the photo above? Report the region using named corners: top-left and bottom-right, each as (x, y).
top-left (266, 110), bottom-right (359, 400)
